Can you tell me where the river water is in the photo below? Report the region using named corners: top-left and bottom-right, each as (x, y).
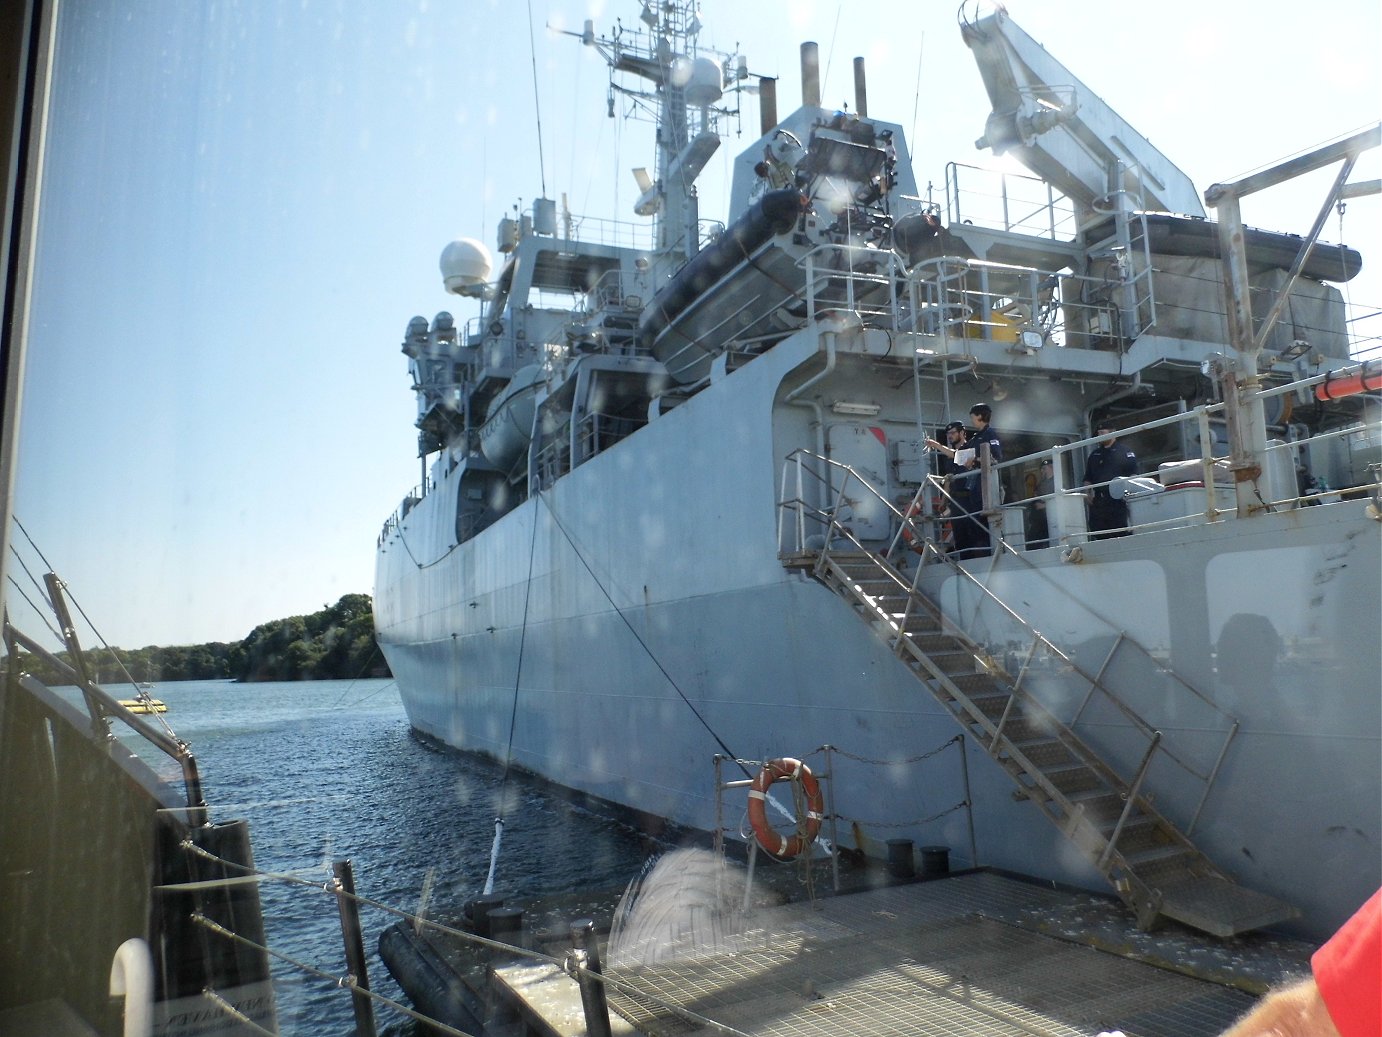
top-left (133, 677), bottom-right (664, 1035)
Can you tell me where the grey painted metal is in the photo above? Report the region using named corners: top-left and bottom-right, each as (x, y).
top-left (1250, 155), bottom-right (1358, 353)
top-left (376, 0), bottom-right (1381, 945)
top-left (961, 5), bottom-right (1205, 217)
top-left (1203, 124), bottom-right (1381, 208)
top-left (809, 542), bottom-right (1295, 936)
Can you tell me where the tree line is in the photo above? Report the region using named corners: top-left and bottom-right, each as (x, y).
top-left (5, 593), bottom-right (391, 685)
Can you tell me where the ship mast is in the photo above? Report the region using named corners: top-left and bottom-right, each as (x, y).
top-left (578, 1), bottom-right (746, 261)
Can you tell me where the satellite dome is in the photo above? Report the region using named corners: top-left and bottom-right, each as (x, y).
top-left (685, 56), bottom-right (723, 107)
top-left (439, 238), bottom-right (493, 296)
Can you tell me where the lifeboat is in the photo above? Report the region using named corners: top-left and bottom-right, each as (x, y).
top-left (640, 187), bottom-right (807, 383)
top-left (478, 365), bottom-right (544, 469)
top-left (1086, 211), bottom-right (1362, 282)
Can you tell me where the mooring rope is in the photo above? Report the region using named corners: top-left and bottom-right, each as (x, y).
top-left (484, 489), bottom-right (543, 895)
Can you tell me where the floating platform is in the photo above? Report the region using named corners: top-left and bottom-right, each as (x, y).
top-left (386, 868), bottom-right (1316, 1037)
top-left (117, 697), bottom-right (167, 714)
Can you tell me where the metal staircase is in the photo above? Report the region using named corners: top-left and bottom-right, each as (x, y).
top-left (806, 547), bottom-right (1298, 938)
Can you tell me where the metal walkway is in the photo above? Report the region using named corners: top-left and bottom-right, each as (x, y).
top-left (490, 872), bottom-right (1306, 1037)
top-left (803, 549), bottom-right (1296, 938)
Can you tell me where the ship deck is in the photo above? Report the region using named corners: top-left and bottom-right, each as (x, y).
top-left (456, 870), bottom-right (1314, 1037)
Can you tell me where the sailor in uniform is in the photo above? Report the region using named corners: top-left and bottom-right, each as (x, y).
top-left (1082, 424), bottom-right (1138, 538)
top-left (928, 404), bottom-right (1002, 558)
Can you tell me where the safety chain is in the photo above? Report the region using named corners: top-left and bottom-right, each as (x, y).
top-left (814, 734), bottom-right (962, 767)
top-left (832, 801), bottom-right (968, 829)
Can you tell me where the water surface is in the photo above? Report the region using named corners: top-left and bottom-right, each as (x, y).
top-left (125, 678), bottom-right (660, 1035)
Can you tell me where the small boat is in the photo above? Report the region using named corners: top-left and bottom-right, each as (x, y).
top-left (118, 697), bottom-right (167, 714)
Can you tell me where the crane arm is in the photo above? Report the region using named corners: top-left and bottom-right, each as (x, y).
top-left (960, 6), bottom-right (1205, 218)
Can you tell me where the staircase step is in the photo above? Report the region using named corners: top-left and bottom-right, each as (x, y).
top-left (1066, 788), bottom-right (1128, 823)
top-left (1008, 738), bottom-right (1079, 770)
top-left (1102, 817), bottom-right (1168, 858)
top-left (1121, 844), bottom-right (1197, 870)
top-left (900, 621), bottom-right (944, 639)
top-left (1043, 764), bottom-right (1106, 796)
top-left (846, 578), bottom-right (899, 592)
top-left (1155, 876), bottom-right (1300, 937)
top-left (928, 651), bottom-right (983, 675)
top-left (828, 551), bottom-right (875, 564)
top-left (835, 563), bottom-right (890, 577)
top-left (969, 690), bottom-right (1015, 719)
top-left (949, 671), bottom-right (999, 694)
top-left (996, 716), bottom-right (1057, 743)
top-left (907, 632), bottom-right (957, 653)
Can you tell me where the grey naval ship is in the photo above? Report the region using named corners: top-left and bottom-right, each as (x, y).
top-left (375, 1), bottom-right (1381, 941)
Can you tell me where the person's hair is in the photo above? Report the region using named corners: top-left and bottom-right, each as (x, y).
top-left (970, 403), bottom-right (992, 422)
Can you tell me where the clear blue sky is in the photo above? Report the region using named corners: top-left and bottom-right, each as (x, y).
top-left (9, 0), bottom-right (1379, 649)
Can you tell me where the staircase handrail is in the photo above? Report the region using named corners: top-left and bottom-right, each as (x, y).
top-left (778, 447), bottom-right (1240, 834)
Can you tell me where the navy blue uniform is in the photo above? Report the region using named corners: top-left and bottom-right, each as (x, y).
top-left (952, 425), bottom-right (1002, 557)
top-left (1083, 440), bottom-right (1137, 538)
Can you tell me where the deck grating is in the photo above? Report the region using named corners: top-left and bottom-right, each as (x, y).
top-left (491, 873), bottom-right (1310, 1034)
top-left (584, 873), bottom-right (1301, 1036)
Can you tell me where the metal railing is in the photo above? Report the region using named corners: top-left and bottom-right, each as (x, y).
top-left (777, 449), bottom-right (1242, 835)
top-left (3, 576), bottom-right (207, 823)
top-left (944, 162), bottom-right (1079, 240)
top-left (901, 254), bottom-right (1156, 348)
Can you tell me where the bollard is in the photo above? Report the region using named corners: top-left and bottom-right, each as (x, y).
top-left (920, 845), bottom-right (951, 878)
top-left (886, 838), bottom-right (915, 879)
top-left (569, 918), bottom-right (613, 1037)
top-left (465, 893), bottom-right (505, 936)
top-left (487, 907), bottom-right (525, 949)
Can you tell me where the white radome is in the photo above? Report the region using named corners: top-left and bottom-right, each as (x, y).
top-left (440, 238), bottom-right (493, 295)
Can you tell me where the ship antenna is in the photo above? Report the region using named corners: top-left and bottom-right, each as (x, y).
top-left (821, 5), bottom-right (843, 103)
top-left (525, 0), bottom-right (549, 197)
top-left (910, 32), bottom-right (926, 160)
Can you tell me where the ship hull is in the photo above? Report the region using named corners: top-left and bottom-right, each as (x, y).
top-left (375, 345), bottom-right (1381, 940)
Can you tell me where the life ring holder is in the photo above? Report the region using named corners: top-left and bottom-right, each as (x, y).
top-left (746, 757), bottom-right (824, 860)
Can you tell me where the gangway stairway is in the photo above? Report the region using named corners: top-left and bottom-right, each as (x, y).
top-left (806, 548), bottom-right (1298, 938)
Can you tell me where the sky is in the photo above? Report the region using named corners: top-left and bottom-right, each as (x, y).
top-left (7, 0), bottom-right (1380, 650)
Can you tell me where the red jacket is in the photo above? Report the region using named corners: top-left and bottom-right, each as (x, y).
top-left (1313, 888), bottom-right (1381, 1037)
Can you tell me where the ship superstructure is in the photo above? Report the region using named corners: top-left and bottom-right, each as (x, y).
top-left (375, 1), bottom-right (1380, 940)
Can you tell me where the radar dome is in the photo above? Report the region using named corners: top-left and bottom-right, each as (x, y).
top-left (440, 238), bottom-right (493, 296)
top-left (685, 57), bottom-right (723, 106)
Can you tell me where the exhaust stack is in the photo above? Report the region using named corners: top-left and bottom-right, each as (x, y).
top-left (853, 57), bottom-right (868, 117)
top-left (800, 42), bottom-right (820, 107)
top-left (759, 77), bottom-right (778, 135)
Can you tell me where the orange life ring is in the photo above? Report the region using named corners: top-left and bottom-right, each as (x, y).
top-left (747, 757), bottom-right (824, 859)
